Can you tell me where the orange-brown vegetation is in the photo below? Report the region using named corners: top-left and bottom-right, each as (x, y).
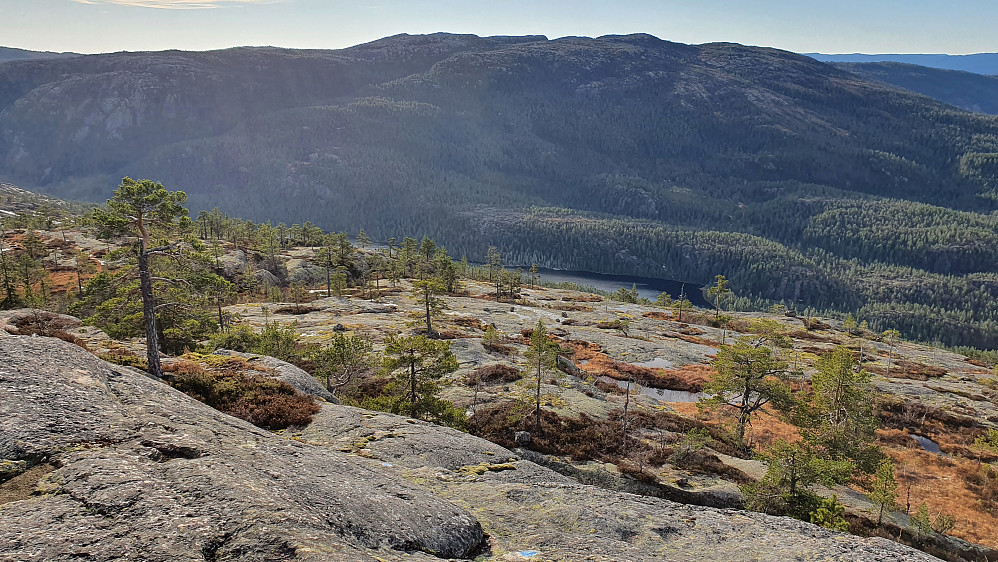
top-left (876, 428), bottom-right (921, 450)
top-left (888, 448), bottom-right (998, 548)
top-left (788, 330), bottom-right (840, 343)
top-left (668, 402), bottom-right (801, 451)
top-left (599, 362), bottom-right (713, 393)
top-left (272, 305), bottom-right (319, 315)
top-left (561, 295), bottom-right (603, 303)
top-left (547, 303), bottom-right (594, 312)
top-left (483, 340), bottom-right (515, 355)
top-left (801, 318), bottom-right (831, 330)
top-left (643, 311), bottom-right (672, 320)
top-left (3, 310), bottom-right (87, 348)
top-left (164, 357), bottom-right (319, 430)
top-left (670, 333), bottom-right (722, 347)
top-left (453, 316), bottom-right (485, 330)
top-left (564, 339), bottom-right (602, 361)
top-left (466, 363), bottom-right (522, 386)
top-left (865, 360), bottom-right (947, 380)
top-left (470, 403), bottom-right (751, 484)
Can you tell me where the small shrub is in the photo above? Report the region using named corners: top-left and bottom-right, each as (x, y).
top-left (52, 329), bottom-right (87, 349)
top-left (670, 427), bottom-right (713, 465)
top-left (484, 341), bottom-right (515, 355)
top-left (454, 317), bottom-right (485, 330)
top-left (168, 362), bottom-right (319, 430)
top-left (618, 459), bottom-right (657, 482)
top-left (466, 364), bottom-right (523, 386)
top-left (966, 465), bottom-right (998, 514)
top-left (98, 349), bottom-right (147, 369)
top-left (810, 495), bottom-right (850, 532)
top-left (272, 305), bottom-right (318, 315)
top-left (483, 324), bottom-right (515, 355)
top-left (203, 324), bottom-right (262, 353)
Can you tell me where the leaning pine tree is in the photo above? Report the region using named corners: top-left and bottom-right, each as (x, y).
top-left (90, 178), bottom-right (190, 379)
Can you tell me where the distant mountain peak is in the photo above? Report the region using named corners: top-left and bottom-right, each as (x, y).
top-left (807, 52), bottom-right (998, 75)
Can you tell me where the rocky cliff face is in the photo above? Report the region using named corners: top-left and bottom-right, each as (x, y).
top-left (0, 333), bottom-right (938, 561)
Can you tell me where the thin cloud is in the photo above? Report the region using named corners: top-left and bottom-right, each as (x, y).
top-left (72, 0), bottom-right (281, 9)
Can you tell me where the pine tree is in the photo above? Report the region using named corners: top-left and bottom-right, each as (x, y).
top-left (868, 459), bottom-right (899, 526)
top-left (701, 339), bottom-right (792, 446)
top-left (310, 333), bottom-right (372, 393)
top-left (707, 274), bottom-right (731, 319)
top-left (356, 229), bottom-right (371, 249)
top-left (412, 278), bottom-right (446, 336)
top-left (89, 178), bottom-right (190, 378)
top-left (525, 320), bottom-right (559, 433)
top-left (378, 334), bottom-right (461, 425)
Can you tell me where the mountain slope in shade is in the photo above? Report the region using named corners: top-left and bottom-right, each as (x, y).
top-left (0, 46), bottom-right (79, 63)
top-left (833, 62), bottom-right (998, 115)
top-left (4, 33), bottom-right (998, 347)
top-left (807, 52), bottom-right (998, 75)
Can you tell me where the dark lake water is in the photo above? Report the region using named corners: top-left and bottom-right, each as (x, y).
top-left (910, 434), bottom-right (942, 454)
top-left (598, 376), bottom-right (707, 403)
top-left (527, 267), bottom-right (712, 308)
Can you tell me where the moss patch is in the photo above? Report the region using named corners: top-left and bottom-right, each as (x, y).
top-left (0, 464), bottom-right (56, 506)
top-left (457, 462), bottom-right (517, 476)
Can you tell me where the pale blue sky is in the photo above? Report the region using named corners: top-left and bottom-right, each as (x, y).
top-left (1, 0), bottom-right (995, 55)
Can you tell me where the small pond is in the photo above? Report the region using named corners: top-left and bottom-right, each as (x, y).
top-left (910, 434), bottom-right (942, 454)
top-left (631, 357), bottom-right (674, 369)
top-left (598, 376), bottom-right (705, 403)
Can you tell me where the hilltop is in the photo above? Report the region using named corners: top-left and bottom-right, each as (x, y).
top-left (4, 34), bottom-right (998, 348)
top-left (0, 46), bottom-right (78, 64)
top-left (0, 333), bottom-right (938, 561)
top-left (2, 195), bottom-right (998, 560)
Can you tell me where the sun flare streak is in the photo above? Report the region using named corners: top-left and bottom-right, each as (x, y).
top-left (72, 0), bottom-right (282, 9)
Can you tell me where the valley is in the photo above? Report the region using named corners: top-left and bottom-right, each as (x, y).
top-left (4, 34), bottom-right (998, 348)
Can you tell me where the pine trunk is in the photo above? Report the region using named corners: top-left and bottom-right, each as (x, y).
top-left (138, 249), bottom-right (162, 378)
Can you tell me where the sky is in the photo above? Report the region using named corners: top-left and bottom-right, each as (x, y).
top-left (2, 0), bottom-right (997, 55)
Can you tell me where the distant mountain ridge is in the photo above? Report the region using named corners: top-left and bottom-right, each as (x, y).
top-left (807, 52), bottom-right (998, 75)
top-left (4, 33), bottom-right (998, 347)
top-left (0, 46), bottom-right (79, 63)
top-left (833, 62), bottom-right (998, 115)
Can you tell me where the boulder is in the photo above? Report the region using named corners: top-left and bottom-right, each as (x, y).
top-left (254, 268), bottom-right (280, 288)
top-left (212, 349), bottom-right (337, 403)
top-left (217, 249), bottom-right (246, 278)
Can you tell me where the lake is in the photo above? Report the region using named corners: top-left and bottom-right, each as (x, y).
top-left (527, 266), bottom-right (712, 308)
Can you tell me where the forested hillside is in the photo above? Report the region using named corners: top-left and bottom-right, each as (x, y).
top-left (3, 33), bottom-right (998, 347)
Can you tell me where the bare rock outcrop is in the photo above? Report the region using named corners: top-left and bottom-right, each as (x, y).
top-left (301, 406), bottom-right (940, 561)
top-left (0, 335), bottom-right (481, 561)
top-left (0, 334), bottom-right (939, 561)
